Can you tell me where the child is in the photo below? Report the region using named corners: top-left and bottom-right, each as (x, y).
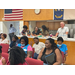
top-left (57, 37), bottom-right (68, 63)
top-left (10, 35), bottom-right (20, 48)
top-left (8, 46), bottom-right (28, 65)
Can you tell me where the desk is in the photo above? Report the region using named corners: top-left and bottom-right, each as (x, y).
top-left (17, 35), bottom-right (75, 65)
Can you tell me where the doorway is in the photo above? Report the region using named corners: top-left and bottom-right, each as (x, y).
top-left (2, 21), bottom-right (23, 43)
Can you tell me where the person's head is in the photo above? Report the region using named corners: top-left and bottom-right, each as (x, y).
top-left (1, 33), bottom-right (7, 39)
top-left (0, 46), bottom-right (2, 57)
top-left (23, 25), bottom-right (28, 31)
top-left (42, 25), bottom-right (48, 31)
top-left (20, 36), bottom-right (28, 46)
top-left (12, 35), bottom-right (18, 42)
top-left (9, 46), bottom-right (26, 65)
top-left (33, 37), bottom-right (39, 44)
top-left (57, 37), bottom-right (64, 46)
top-left (10, 24), bottom-right (13, 27)
top-left (45, 38), bottom-right (57, 50)
top-left (60, 22), bottom-right (65, 28)
top-left (34, 27), bottom-right (38, 31)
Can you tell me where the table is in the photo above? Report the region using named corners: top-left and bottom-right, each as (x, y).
top-left (17, 35), bottom-right (75, 65)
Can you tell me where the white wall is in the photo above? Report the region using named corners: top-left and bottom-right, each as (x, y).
top-left (0, 21), bottom-right (3, 33)
top-left (29, 21), bottom-right (36, 33)
top-left (14, 22), bottom-right (20, 35)
top-left (19, 21), bottom-right (23, 34)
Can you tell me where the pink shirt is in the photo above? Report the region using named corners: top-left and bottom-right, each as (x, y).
top-left (21, 45), bottom-right (32, 51)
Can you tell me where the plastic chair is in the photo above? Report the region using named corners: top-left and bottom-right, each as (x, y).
top-left (25, 57), bottom-right (43, 65)
top-left (1, 52), bottom-right (9, 63)
top-left (0, 44), bottom-right (9, 53)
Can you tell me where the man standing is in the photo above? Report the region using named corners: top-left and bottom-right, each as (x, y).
top-left (9, 24), bottom-right (16, 42)
top-left (55, 22), bottom-right (69, 37)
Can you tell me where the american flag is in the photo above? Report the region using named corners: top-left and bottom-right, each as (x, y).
top-left (4, 9), bottom-right (23, 21)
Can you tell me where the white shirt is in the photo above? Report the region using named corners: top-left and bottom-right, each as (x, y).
top-left (9, 27), bottom-right (16, 34)
top-left (0, 39), bottom-right (9, 44)
top-left (57, 27), bottom-right (69, 37)
top-left (33, 42), bottom-right (45, 54)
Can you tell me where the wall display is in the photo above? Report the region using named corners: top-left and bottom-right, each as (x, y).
top-left (54, 9), bottom-right (64, 20)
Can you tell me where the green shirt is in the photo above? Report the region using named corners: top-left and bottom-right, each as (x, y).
top-left (42, 30), bottom-right (49, 36)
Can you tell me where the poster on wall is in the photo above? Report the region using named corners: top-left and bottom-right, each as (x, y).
top-left (54, 9), bottom-right (64, 20)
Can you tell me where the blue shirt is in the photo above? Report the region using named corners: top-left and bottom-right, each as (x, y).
top-left (17, 43), bottom-right (29, 54)
top-left (9, 27), bottom-right (16, 33)
top-left (10, 39), bottom-right (20, 48)
top-left (57, 44), bottom-right (68, 54)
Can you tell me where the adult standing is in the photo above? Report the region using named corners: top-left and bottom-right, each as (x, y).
top-left (55, 22), bottom-right (69, 37)
top-left (9, 24), bottom-right (16, 42)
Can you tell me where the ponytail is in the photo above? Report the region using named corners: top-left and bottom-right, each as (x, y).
top-left (51, 43), bottom-right (58, 51)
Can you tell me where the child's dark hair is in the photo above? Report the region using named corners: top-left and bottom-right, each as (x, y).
top-left (57, 37), bottom-right (64, 42)
top-left (13, 35), bottom-right (18, 40)
top-left (9, 46), bottom-right (26, 65)
top-left (0, 46), bottom-right (2, 53)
